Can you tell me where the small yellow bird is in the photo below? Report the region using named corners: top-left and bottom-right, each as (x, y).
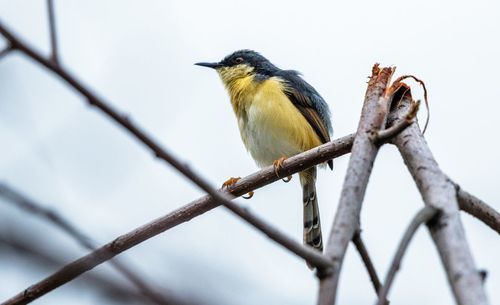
top-left (196, 50), bottom-right (333, 255)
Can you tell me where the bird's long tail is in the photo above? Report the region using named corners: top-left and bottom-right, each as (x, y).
top-left (300, 167), bottom-right (323, 262)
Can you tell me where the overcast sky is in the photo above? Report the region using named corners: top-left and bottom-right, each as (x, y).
top-left (0, 1), bottom-right (499, 304)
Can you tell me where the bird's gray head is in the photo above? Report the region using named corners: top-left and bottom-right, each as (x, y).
top-left (195, 50), bottom-right (280, 83)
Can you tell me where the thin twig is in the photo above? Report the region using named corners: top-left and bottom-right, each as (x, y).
top-left (352, 231), bottom-right (386, 304)
top-left (375, 206), bottom-right (438, 305)
top-left (0, 182), bottom-right (186, 305)
top-left (454, 183), bottom-right (500, 234)
top-left (318, 64), bottom-right (395, 305)
top-left (392, 75), bottom-right (429, 134)
top-left (390, 93), bottom-right (489, 305)
top-left (376, 100), bottom-right (419, 142)
top-left (46, 0), bottom-right (59, 65)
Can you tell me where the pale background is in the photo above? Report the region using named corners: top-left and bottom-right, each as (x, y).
top-left (0, 1), bottom-right (499, 304)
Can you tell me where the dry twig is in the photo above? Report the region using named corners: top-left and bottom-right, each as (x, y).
top-left (352, 231), bottom-right (385, 303)
top-left (392, 75), bottom-right (430, 134)
top-left (375, 206), bottom-right (438, 305)
top-left (454, 183), bottom-right (500, 235)
top-left (376, 100), bottom-right (419, 142)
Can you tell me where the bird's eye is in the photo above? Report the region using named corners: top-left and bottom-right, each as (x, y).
top-left (234, 57), bottom-right (244, 64)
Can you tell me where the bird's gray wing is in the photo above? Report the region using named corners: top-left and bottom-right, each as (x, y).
top-left (277, 70), bottom-right (333, 169)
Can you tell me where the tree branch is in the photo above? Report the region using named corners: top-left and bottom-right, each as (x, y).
top-left (390, 93), bottom-right (489, 305)
top-left (375, 206), bottom-right (438, 305)
top-left (46, 0), bottom-right (59, 65)
top-left (318, 65), bottom-right (394, 305)
top-left (0, 182), bottom-right (188, 305)
top-left (454, 183), bottom-right (500, 235)
top-left (352, 231), bottom-right (386, 304)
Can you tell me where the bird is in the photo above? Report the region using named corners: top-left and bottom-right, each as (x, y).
top-left (195, 50), bottom-right (333, 259)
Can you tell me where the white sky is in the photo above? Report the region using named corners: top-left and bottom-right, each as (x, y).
top-left (0, 1), bottom-right (499, 304)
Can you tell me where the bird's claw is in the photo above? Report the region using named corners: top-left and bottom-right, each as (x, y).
top-left (242, 191), bottom-right (254, 199)
top-left (273, 157), bottom-right (292, 182)
top-left (222, 177), bottom-right (241, 188)
top-left (221, 177), bottom-right (254, 200)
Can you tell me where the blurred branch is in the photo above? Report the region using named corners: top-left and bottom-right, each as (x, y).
top-left (454, 183), bottom-right (500, 235)
top-left (0, 183), bottom-right (90, 245)
top-left (0, 182), bottom-right (188, 305)
top-left (46, 0), bottom-right (59, 65)
top-left (375, 206), bottom-right (438, 305)
top-left (390, 92), bottom-right (489, 305)
top-left (318, 65), bottom-right (395, 305)
top-left (0, 231), bottom-right (146, 304)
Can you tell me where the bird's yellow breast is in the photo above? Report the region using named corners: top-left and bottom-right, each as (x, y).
top-left (218, 67), bottom-right (322, 167)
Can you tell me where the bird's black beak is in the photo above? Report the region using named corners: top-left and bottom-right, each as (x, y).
top-left (195, 62), bottom-right (222, 69)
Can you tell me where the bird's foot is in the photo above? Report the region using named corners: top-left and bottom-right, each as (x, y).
top-left (221, 177), bottom-right (254, 199)
top-left (222, 177), bottom-right (241, 188)
top-left (273, 157), bottom-right (292, 182)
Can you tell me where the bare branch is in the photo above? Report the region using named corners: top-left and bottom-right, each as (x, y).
top-left (0, 182), bottom-right (188, 305)
top-left (454, 183), bottom-right (500, 234)
top-left (46, 0), bottom-right (59, 65)
top-left (375, 206), bottom-right (438, 305)
top-left (318, 65), bottom-right (394, 305)
top-left (390, 94), bottom-right (489, 305)
top-left (352, 231), bottom-right (386, 304)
